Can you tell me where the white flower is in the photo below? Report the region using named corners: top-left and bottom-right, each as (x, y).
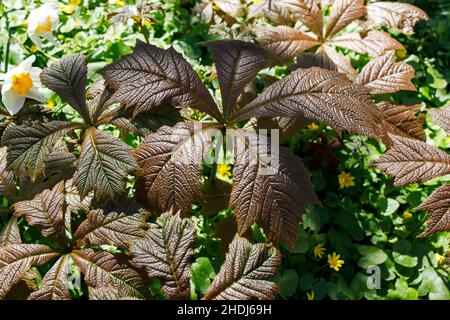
top-left (27, 3), bottom-right (59, 48)
top-left (0, 56), bottom-right (43, 115)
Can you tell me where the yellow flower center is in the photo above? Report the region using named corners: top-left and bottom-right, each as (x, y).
top-left (12, 72), bottom-right (33, 96)
top-left (306, 291), bottom-right (315, 300)
top-left (36, 16), bottom-right (52, 32)
top-left (116, 0), bottom-right (125, 6)
top-left (69, 0), bottom-right (81, 5)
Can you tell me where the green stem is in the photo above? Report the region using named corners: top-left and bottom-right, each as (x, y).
top-left (141, 25), bottom-right (150, 44)
top-left (406, 214), bottom-right (428, 238)
top-left (210, 162), bottom-right (217, 182)
top-left (3, 12), bottom-right (11, 73)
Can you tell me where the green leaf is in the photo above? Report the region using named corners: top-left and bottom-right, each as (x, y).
top-left (356, 245), bottom-right (388, 268)
top-left (392, 240), bottom-right (418, 268)
top-left (418, 267), bottom-right (450, 300)
top-left (298, 272), bottom-right (314, 291)
top-left (292, 231), bottom-right (309, 254)
top-left (383, 198), bottom-right (400, 216)
top-left (312, 279), bottom-right (328, 300)
top-left (278, 269), bottom-right (299, 298)
top-left (387, 278), bottom-right (419, 300)
top-left (191, 257), bottom-right (215, 295)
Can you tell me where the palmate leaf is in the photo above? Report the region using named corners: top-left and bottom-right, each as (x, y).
top-left (88, 286), bottom-right (141, 300)
top-left (13, 181), bottom-right (67, 245)
top-left (0, 219), bottom-right (41, 299)
top-left (364, 1), bottom-right (428, 34)
top-left (203, 40), bottom-right (268, 121)
top-left (109, 106), bottom-right (184, 137)
top-left (325, 0), bottom-right (366, 37)
top-left (244, 115), bottom-right (312, 141)
top-left (429, 107), bottom-right (450, 134)
top-left (230, 135), bottom-right (319, 247)
top-left (28, 254), bottom-right (70, 300)
top-left (417, 185), bottom-right (450, 236)
top-left (200, 179), bottom-right (232, 216)
top-left (0, 244), bottom-right (60, 299)
top-left (231, 67), bottom-right (383, 139)
top-left (327, 30), bottom-right (404, 57)
top-left (214, 0), bottom-right (243, 17)
top-left (292, 51), bottom-right (338, 71)
top-left (1, 121), bottom-right (82, 181)
top-left (40, 54), bottom-right (91, 123)
top-left (256, 26), bottom-right (321, 63)
top-left (282, 0), bottom-right (323, 37)
top-left (321, 45), bottom-right (357, 78)
top-left (0, 216), bottom-right (21, 246)
top-left (354, 53), bottom-right (416, 94)
top-left (0, 147), bottom-right (16, 201)
top-left (70, 249), bottom-right (146, 299)
top-left (99, 40), bottom-right (223, 121)
top-left (260, 0), bottom-right (293, 26)
top-left (73, 127), bottom-right (137, 200)
top-left (64, 179), bottom-right (92, 214)
top-left (73, 209), bottom-right (148, 248)
top-left (45, 140), bottom-right (77, 173)
top-left (204, 236), bottom-right (281, 300)
top-left (376, 102), bottom-right (425, 141)
top-left (373, 134), bottom-right (450, 186)
top-left (129, 212), bottom-right (195, 299)
top-left (134, 122), bottom-right (210, 215)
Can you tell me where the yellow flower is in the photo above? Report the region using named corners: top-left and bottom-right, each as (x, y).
top-left (328, 252), bottom-right (344, 271)
top-left (141, 19), bottom-right (153, 29)
top-left (435, 253), bottom-right (446, 266)
top-left (306, 291), bottom-right (315, 300)
top-left (45, 99), bottom-right (56, 109)
top-left (30, 45), bottom-right (38, 53)
top-left (396, 48), bottom-right (407, 58)
top-left (307, 122), bottom-right (319, 130)
top-left (314, 243), bottom-right (325, 258)
top-left (216, 163), bottom-right (232, 179)
top-left (116, 0), bottom-right (125, 6)
top-left (338, 171), bottom-right (355, 189)
top-left (402, 210), bottom-right (413, 219)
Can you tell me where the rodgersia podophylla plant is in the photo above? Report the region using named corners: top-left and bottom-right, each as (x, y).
top-left (0, 28), bottom-right (442, 299)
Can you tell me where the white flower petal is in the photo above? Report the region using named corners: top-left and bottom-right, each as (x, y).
top-left (30, 67), bottom-right (42, 84)
top-left (19, 55), bottom-right (36, 70)
top-left (29, 34), bottom-right (43, 48)
top-left (2, 89), bottom-right (25, 115)
top-left (25, 87), bottom-right (44, 102)
top-left (1, 82), bottom-right (12, 92)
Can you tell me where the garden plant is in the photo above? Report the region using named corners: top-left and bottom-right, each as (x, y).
top-left (0, 0), bottom-right (448, 301)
